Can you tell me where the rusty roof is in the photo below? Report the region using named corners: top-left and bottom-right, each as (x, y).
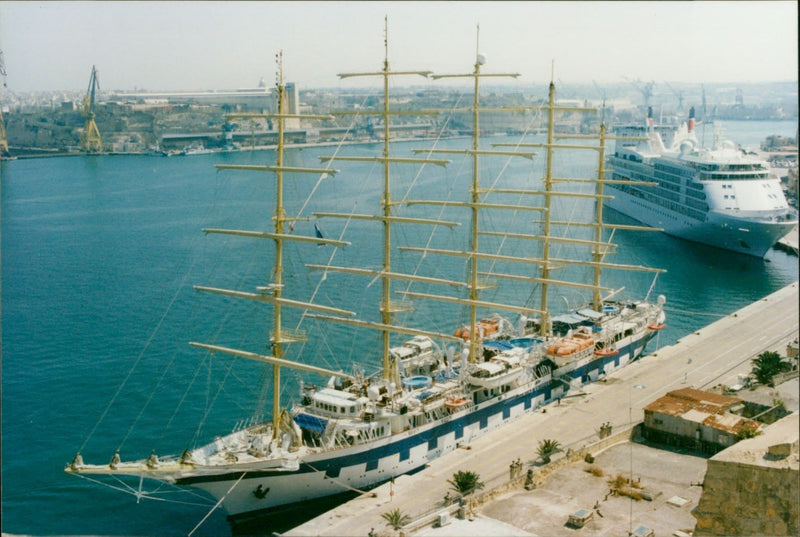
top-left (644, 388), bottom-right (741, 415)
top-left (644, 388), bottom-right (758, 434)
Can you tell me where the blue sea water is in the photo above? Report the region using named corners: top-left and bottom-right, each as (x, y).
top-left (1, 120), bottom-right (797, 536)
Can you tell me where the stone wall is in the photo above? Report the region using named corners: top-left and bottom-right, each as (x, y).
top-left (694, 460), bottom-right (798, 535)
top-left (693, 414), bottom-right (799, 536)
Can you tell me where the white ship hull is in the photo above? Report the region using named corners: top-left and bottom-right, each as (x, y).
top-left (604, 186), bottom-right (795, 257)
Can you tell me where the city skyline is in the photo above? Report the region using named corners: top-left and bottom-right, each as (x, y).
top-left (0, 1), bottom-right (797, 92)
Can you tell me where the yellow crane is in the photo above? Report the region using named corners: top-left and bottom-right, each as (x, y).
top-left (0, 48), bottom-right (9, 155)
top-left (82, 65), bottom-right (102, 153)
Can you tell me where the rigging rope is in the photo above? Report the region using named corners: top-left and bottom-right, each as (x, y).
top-left (396, 91), bottom-right (470, 329)
top-left (80, 253), bottom-right (202, 454)
top-left (188, 472), bottom-right (248, 537)
top-left (70, 473), bottom-right (214, 508)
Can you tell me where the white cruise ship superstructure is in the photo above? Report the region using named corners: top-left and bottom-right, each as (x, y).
top-left (605, 108), bottom-right (797, 257)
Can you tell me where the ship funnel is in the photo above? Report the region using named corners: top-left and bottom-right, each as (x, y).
top-left (688, 106), bottom-right (696, 133)
top-left (647, 106), bottom-right (654, 127)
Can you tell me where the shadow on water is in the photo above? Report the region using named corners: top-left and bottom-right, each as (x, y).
top-left (229, 490), bottom-right (361, 537)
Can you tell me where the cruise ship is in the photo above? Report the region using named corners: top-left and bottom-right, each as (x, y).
top-left (605, 108), bottom-right (797, 257)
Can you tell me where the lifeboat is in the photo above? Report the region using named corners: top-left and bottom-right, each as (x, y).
top-left (454, 327), bottom-right (470, 340)
top-left (445, 396), bottom-right (470, 410)
top-left (548, 332), bottom-right (594, 357)
top-left (454, 318), bottom-right (500, 341)
top-left (556, 343), bottom-right (578, 356)
top-left (647, 323), bottom-right (666, 331)
top-left (594, 347), bottom-right (619, 357)
top-left (476, 318), bottom-right (499, 336)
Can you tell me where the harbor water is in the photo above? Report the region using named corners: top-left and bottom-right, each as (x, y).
top-left (1, 120), bottom-right (797, 536)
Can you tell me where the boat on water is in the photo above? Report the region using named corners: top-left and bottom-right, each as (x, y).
top-left (181, 142), bottom-right (217, 156)
top-left (66, 29), bottom-right (666, 528)
top-left (605, 107), bottom-right (798, 257)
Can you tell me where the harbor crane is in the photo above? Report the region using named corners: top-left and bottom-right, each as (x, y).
top-left (82, 65), bottom-right (102, 153)
top-left (624, 77), bottom-right (655, 110)
top-left (592, 80), bottom-right (608, 121)
top-left (0, 48), bottom-right (9, 155)
top-left (663, 81), bottom-right (685, 114)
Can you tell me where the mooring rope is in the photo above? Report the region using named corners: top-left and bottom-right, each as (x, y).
top-left (663, 306), bottom-right (728, 318)
top-left (188, 472), bottom-right (247, 537)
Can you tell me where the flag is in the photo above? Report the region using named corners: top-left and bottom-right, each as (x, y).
top-left (314, 223), bottom-right (325, 246)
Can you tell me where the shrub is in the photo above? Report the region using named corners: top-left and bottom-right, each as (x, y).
top-left (584, 465), bottom-right (604, 477)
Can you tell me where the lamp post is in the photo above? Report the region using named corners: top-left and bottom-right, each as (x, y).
top-left (629, 383), bottom-right (646, 536)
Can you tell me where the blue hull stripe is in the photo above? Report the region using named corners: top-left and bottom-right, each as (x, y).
top-left (177, 333), bottom-right (654, 486)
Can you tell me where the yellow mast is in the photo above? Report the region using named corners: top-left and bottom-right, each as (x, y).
top-left (468, 33), bottom-right (481, 366)
top-left (319, 17), bottom-right (448, 385)
top-left (491, 81), bottom-right (663, 333)
top-left (272, 52), bottom-right (287, 440)
top-left (428, 26), bottom-right (523, 362)
top-left (592, 123), bottom-right (607, 310)
top-left (381, 20), bottom-right (393, 383)
top-left (208, 52), bottom-right (350, 440)
top-left (539, 81), bottom-right (556, 335)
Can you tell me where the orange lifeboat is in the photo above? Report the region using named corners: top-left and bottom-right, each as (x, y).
top-left (594, 347), bottom-right (619, 357)
top-left (454, 327), bottom-right (470, 340)
top-left (445, 396), bottom-right (469, 410)
top-left (556, 343), bottom-right (578, 356)
top-left (648, 323), bottom-right (666, 331)
top-left (476, 318), bottom-right (499, 337)
top-left (454, 318), bottom-right (501, 341)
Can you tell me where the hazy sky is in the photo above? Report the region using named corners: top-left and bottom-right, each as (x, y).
top-left (0, 1), bottom-right (797, 92)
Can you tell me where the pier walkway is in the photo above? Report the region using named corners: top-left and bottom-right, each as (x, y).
top-left (285, 282), bottom-right (799, 537)
top-left (777, 226), bottom-right (798, 256)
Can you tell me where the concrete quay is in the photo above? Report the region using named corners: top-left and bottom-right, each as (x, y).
top-left (776, 225), bottom-right (798, 256)
top-left (284, 282), bottom-right (799, 537)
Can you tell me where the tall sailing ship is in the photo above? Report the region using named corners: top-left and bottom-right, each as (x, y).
top-left (605, 107), bottom-right (797, 257)
top-left (67, 30), bottom-right (666, 527)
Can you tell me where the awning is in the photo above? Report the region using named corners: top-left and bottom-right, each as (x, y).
top-left (482, 340), bottom-right (515, 351)
top-left (294, 413), bottom-right (328, 433)
top-left (577, 308), bottom-right (604, 320)
top-left (552, 313), bottom-right (586, 325)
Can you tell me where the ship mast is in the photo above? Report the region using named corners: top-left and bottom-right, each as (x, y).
top-left (491, 80), bottom-right (664, 332)
top-left (402, 26), bottom-right (539, 363)
top-left (193, 52), bottom-right (356, 441)
top-left (313, 18), bottom-right (460, 385)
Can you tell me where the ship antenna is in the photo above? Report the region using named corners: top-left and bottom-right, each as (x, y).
top-left (476, 23), bottom-right (480, 59)
top-left (384, 15), bottom-right (388, 70)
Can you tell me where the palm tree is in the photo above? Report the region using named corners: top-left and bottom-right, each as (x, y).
top-left (751, 351), bottom-right (789, 386)
top-left (381, 508), bottom-right (411, 531)
top-left (537, 438), bottom-right (561, 464)
top-left (447, 470), bottom-right (485, 496)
